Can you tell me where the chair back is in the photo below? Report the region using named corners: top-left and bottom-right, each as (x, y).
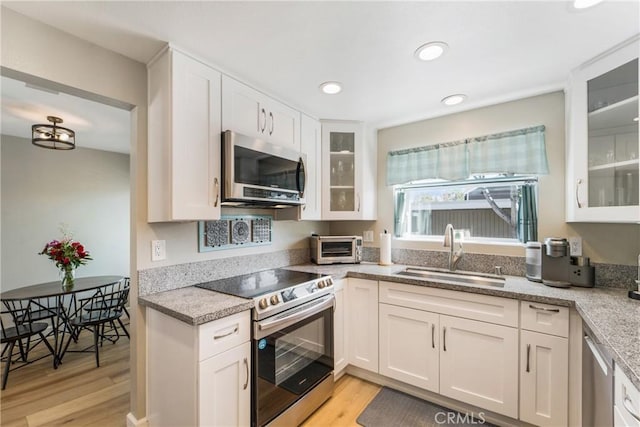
top-left (1, 299), bottom-right (44, 341)
top-left (73, 280), bottom-right (129, 324)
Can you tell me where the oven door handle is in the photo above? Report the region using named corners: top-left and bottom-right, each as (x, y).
top-left (255, 294), bottom-right (335, 338)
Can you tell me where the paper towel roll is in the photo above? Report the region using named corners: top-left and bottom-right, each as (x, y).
top-left (379, 233), bottom-right (392, 266)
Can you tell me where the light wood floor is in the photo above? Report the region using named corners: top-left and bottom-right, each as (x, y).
top-left (302, 374), bottom-right (382, 427)
top-left (1, 327), bottom-right (378, 427)
top-left (1, 326), bottom-right (130, 427)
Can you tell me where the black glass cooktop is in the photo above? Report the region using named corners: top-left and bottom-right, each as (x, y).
top-left (195, 269), bottom-right (324, 299)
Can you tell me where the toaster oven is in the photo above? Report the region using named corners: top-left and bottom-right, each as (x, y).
top-left (310, 235), bottom-right (362, 265)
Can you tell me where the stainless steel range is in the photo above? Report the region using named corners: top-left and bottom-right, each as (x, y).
top-left (196, 269), bottom-right (335, 427)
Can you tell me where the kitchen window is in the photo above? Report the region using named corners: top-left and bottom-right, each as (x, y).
top-left (394, 175), bottom-right (538, 242)
top-left (387, 125), bottom-right (548, 243)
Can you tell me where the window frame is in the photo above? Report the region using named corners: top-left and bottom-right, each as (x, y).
top-left (393, 175), bottom-right (539, 244)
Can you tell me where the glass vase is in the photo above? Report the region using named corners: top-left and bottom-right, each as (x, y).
top-left (60, 266), bottom-right (76, 291)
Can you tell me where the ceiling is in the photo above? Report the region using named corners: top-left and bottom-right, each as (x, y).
top-left (1, 75), bottom-right (131, 154)
top-left (2, 1), bottom-right (639, 139)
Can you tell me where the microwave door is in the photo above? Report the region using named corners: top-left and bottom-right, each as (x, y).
top-left (222, 131), bottom-right (305, 205)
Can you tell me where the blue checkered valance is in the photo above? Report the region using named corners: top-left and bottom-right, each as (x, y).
top-left (386, 125), bottom-right (549, 185)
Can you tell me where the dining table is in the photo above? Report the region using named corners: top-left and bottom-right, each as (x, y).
top-left (1, 275), bottom-right (125, 368)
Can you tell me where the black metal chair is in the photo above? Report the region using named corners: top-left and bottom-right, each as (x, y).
top-left (62, 280), bottom-right (129, 367)
top-left (1, 299), bottom-right (56, 389)
top-left (81, 277), bottom-right (129, 342)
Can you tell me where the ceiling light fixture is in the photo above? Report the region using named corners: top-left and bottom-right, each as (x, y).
top-left (573, 0), bottom-right (603, 9)
top-left (441, 94), bottom-right (467, 106)
top-left (414, 41), bottom-right (448, 61)
top-left (32, 116), bottom-right (76, 150)
top-left (319, 81), bottom-right (342, 95)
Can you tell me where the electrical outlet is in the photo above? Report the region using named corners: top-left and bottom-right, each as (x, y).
top-left (151, 240), bottom-right (166, 261)
top-left (569, 237), bottom-right (582, 257)
top-left (363, 230), bottom-right (374, 242)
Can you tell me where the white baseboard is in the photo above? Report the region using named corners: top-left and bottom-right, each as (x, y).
top-left (126, 412), bottom-right (149, 427)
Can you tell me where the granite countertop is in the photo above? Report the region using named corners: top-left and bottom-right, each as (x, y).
top-left (138, 261), bottom-right (640, 390)
top-left (287, 262), bottom-right (640, 390)
top-left (138, 287), bottom-right (254, 325)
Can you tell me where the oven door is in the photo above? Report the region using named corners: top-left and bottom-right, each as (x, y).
top-left (253, 294), bottom-right (334, 427)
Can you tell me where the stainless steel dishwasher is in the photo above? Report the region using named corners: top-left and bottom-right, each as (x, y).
top-left (583, 323), bottom-right (614, 426)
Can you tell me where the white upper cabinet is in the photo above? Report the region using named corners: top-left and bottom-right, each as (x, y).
top-left (221, 75), bottom-right (301, 151)
top-left (321, 121), bottom-right (377, 220)
top-left (566, 36), bottom-right (639, 222)
top-left (147, 47), bottom-right (222, 222)
top-left (300, 114), bottom-right (322, 220)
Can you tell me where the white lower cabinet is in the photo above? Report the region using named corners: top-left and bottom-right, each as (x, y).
top-left (199, 342), bottom-right (251, 427)
top-left (379, 303), bottom-right (439, 393)
top-left (520, 330), bottom-right (569, 426)
top-left (439, 315), bottom-right (519, 419)
top-left (347, 278), bottom-right (378, 372)
top-left (333, 278), bottom-right (348, 376)
top-left (614, 364), bottom-right (640, 427)
top-left (147, 309), bottom-right (251, 427)
top-left (343, 280), bottom-right (575, 424)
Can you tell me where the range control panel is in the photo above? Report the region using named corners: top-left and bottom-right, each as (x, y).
top-left (253, 276), bottom-right (334, 320)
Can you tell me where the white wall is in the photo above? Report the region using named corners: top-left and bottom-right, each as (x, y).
top-left (1, 135), bottom-right (130, 290)
top-left (0, 7), bottom-right (329, 422)
top-left (331, 91), bottom-right (640, 265)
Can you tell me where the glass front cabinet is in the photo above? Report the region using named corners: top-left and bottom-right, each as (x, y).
top-left (566, 36), bottom-right (639, 222)
top-left (321, 121), bottom-right (376, 220)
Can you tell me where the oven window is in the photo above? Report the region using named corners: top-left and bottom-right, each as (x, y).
top-left (235, 146), bottom-right (299, 191)
top-left (255, 306), bottom-right (333, 426)
top-left (275, 317), bottom-right (325, 385)
top-left (321, 241), bottom-right (353, 258)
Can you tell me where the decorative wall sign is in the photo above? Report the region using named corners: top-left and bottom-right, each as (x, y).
top-left (198, 215), bottom-right (272, 252)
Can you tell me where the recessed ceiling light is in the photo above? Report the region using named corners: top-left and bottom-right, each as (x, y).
top-left (573, 0), bottom-right (603, 9)
top-left (414, 41), bottom-right (448, 61)
top-left (634, 117), bottom-right (639, 122)
top-left (319, 81), bottom-right (342, 95)
top-left (441, 94), bottom-right (467, 106)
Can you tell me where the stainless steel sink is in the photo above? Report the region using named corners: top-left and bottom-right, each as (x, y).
top-left (396, 267), bottom-right (506, 287)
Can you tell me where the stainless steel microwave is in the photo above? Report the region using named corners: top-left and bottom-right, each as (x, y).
top-left (310, 235), bottom-right (363, 265)
top-left (222, 130), bottom-right (306, 208)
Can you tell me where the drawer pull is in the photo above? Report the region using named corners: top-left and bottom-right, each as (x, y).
top-left (526, 344), bottom-right (531, 373)
top-left (624, 395), bottom-right (640, 422)
top-left (243, 357), bottom-right (249, 390)
top-left (213, 326), bottom-right (238, 340)
top-left (529, 304), bottom-right (560, 313)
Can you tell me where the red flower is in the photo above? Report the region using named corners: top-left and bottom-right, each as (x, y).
top-left (39, 235), bottom-right (92, 269)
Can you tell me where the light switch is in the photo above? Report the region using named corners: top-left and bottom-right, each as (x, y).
top-left (363, 230), bottom-right (374, 242)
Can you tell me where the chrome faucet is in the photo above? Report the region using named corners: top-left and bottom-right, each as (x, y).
top-left (443, 224), bottom-right (464, 271)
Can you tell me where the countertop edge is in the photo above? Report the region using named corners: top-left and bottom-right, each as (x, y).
top-left (139, 293), bottom-right (254, 326)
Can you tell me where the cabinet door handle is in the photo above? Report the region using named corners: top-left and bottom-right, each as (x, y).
top-left (443, 327), bottom-right (447, 352)
top-left (623, 395), bottom-right (640, 422)
top-left (357, 193), bottom-right (361, 212)
top-left (575, 178), bottom-right (584, 208)
top-left (243, 357), bottom-right (249, 390)
top-left (269, 112), bottom-right (274, 135)
top-left (528, 304), bottom-right (560, 313)
top-left (431, 324), bottom-right (435, 349)
top-left (213, 326), bottom-right (238, 340)
top-left (260, 108), bottom-right (267, 133)
top-left (526, 344), bottom-right (531, 372)
top-left (213, 177), bottom-right (219, 207)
